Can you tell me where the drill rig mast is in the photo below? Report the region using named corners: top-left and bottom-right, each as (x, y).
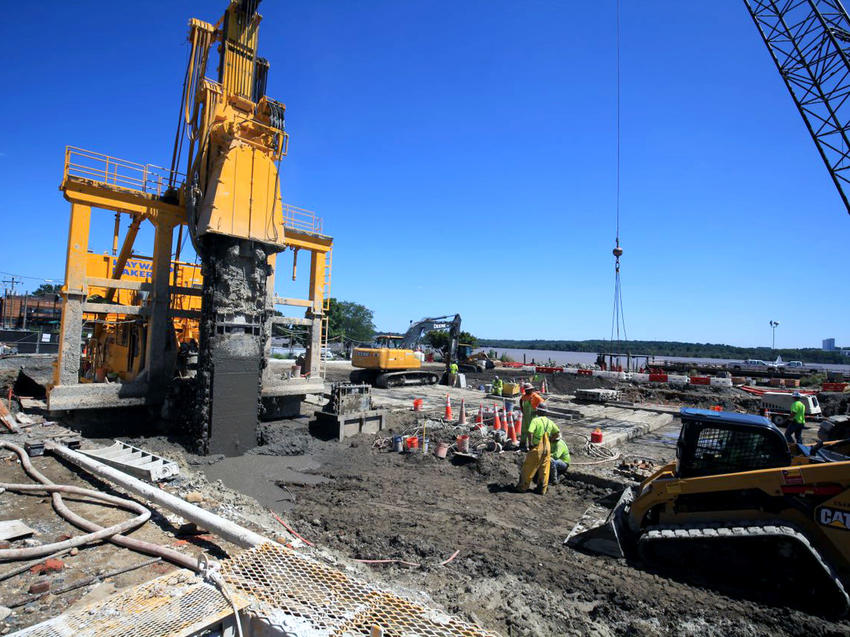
top-left (50, 1), bottom-right (332, 456)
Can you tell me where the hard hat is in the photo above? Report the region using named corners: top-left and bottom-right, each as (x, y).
top-left (523, 382), bottom-right (534, 391)
top-left (793, 391), bottom-right (801, 398)
top-left (536, 402), bottom-right (549, 414)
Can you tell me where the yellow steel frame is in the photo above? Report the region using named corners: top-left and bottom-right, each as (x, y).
top-left (53, 147), bottom-right (333, 392)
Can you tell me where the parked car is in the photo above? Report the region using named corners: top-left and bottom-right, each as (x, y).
top-left (727, 359), bottom-right (770, 372)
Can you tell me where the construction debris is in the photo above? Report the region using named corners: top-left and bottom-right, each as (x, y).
top-left (78, 441), bottom-right (179, 482)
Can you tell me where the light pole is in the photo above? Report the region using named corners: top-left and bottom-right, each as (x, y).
top-left (769, 320), bottom-right (780, 350)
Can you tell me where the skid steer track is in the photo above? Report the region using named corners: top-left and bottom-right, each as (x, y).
top-left (639, 521), bottom-right (850, 616)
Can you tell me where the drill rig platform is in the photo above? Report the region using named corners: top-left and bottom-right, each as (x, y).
top-left (49, 1), bottom-right (332, 456)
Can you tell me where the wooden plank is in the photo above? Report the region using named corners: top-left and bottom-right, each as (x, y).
top-left (86, 277), bottom-right (151, 292)
top-left (169, 285), bottom-right (202, 297)
top-left (273, 297), bottom-right (312, 308)
top-left (0, 400), bottom-right (18, 432)
top-left (172, 309), bottom-right (202, 319)
top-left (83, 302), bottom-right (147, 316)
top-left (0, 520), bottom-right (34, 541)
top-left (270, 316), bottom-right (312, 326)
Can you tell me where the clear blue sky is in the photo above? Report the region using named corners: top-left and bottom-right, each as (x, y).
top-left (0, 1), bottom-right (846, 349)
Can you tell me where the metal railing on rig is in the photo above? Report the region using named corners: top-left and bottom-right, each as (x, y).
top-left (64, 146), bottom-right (184, 199)
top-left (281, 203), bottom-right (323, 235)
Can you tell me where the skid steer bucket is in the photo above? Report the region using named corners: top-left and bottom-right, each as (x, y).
top-left (564, 487), bottom-right (634, 558)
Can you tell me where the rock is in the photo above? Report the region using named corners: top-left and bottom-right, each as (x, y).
top-left (22, 539), bottom-right (40, 548)
top-left (184, 491), bottom-right (204, 503)
top-left (30, 559), bottom-right (64, 575)
top-left (0, 606), bottom-right (9, 621)
top-left (69, 547), bottom-right (78, 556)
top-left (0, 541), bottom-right (9, 550)
top-left (28, 580), bottom-right (50, 595)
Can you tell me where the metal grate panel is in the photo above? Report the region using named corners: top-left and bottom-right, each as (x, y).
top-left (222, 543), bottom-right (500, 636)
top-left (12, 570), bottom-right (246, 637)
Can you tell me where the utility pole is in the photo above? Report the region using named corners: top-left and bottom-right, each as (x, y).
top-left (769, 320), bottom-right (780, 350)
top-left (1, 276), bottom-right (21, 329)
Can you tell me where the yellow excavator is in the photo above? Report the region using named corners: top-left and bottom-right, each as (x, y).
top-left (351, 314), bottom-right (466, 388)
top-left (568, 408), bottom-right (850, 614)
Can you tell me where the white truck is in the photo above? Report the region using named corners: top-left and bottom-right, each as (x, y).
top-left (761, 391), bottom-right (822, 427)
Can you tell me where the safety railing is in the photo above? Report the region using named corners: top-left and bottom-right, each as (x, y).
top-left (282, 203), bottom-right (323, 235)
top-left (63, 146), bottom-right (184, 198)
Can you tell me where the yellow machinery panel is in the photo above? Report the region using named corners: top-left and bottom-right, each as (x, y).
top-left (351, 347), bottom-right (423, 372)
top-left (195, 141), bottom-right (286, 247)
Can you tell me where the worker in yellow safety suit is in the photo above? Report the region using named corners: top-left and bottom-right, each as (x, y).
top-left (517, 405), bottom-right (559, 494)
top-left (492, 376), bottom-right (503, 396)
top-left (519, 383), bottom-right (544, 450)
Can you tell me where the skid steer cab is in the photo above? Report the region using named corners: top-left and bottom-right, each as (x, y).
top-left (567, 408), bottom-right (850, 615)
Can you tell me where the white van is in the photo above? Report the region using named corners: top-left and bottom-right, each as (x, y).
top-left (760, 392), bottom-right (822, 426)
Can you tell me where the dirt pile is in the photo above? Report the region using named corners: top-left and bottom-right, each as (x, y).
top-left (281, 441), bottom-right (847, 636)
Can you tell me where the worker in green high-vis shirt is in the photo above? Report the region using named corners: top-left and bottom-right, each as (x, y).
top-left (549, 431), bottom-right (570, 484)
top-left (492, 376), bottom-right (503, 396)
top-left (448, 361), bottom-right (459, 387)
top-left (786, 391), bottom-right (806, 444)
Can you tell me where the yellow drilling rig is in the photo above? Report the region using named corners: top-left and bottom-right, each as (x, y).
top-left (50, 0), bottom-right (333, 455)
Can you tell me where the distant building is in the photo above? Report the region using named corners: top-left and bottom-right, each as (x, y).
top-left (823, 338), bottom-right (836, 351)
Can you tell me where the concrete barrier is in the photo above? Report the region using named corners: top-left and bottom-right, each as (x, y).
top-left (668, 374), bottom-right (690, 385)
top-left (710, 377), bottom-right (733, 387)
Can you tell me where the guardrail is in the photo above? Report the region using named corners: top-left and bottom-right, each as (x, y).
top-left (282, 203), bottom-right (323, 234)
top-left (64, 146), bottom-right (184, 198)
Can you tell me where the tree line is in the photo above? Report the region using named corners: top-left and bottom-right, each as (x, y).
top-left (477, 339), bottom-right (849, 364)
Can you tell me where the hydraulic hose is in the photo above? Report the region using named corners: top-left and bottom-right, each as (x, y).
top-left (0, 442), bottom-right (197, 570)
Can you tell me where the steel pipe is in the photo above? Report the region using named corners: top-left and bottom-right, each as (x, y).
top-left (46, 441), bottom-right (270, 549)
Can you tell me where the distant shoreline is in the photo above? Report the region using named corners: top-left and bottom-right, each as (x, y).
top-left (477, 339), bottom-right (848, 366)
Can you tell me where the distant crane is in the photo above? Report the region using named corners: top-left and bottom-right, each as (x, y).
top-left (744, 0), bottom-right (850, 215)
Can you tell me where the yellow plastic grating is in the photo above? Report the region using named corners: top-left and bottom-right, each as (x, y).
top-left (12, 569), bottom-right (247, 637)
top-left (221, 542), bottom-right (500, 636)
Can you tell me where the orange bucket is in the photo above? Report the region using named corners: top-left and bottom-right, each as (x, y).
top-left (405, 436), bottom-right (419, 451)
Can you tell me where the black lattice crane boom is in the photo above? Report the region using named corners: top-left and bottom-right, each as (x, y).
top-left (744, 0), bottom-right (850, 215)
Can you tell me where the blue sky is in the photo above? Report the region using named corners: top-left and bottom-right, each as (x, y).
top-left (0, 1), bottom-right (846, 348)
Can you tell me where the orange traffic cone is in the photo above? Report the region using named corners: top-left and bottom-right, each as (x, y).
top-left (542, 378), bottom-right (548, 394)
top-left (445, 394), bottom-right (453, 421)
top-left (476, 403), bottom-right (484, 428)
top-left (506, 412), bottom-right (518, 444)
top-left (458, 399), bottom-right (467, 425)
top-left (493, 404), bottom-right (502, 430)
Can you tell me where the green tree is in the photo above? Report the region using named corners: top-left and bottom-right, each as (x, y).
top-left (33, 283), bottom-right (61, 296)
top-left (326, 298), bottom-right (375, 344)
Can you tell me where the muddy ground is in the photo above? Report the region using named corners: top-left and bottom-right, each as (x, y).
top-left (2, 356), bottom-right (848, 635)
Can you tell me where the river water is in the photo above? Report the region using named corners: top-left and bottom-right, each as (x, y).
top-left (475, 347), bottom-right (850, 373)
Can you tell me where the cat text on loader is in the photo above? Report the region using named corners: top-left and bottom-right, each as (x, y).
top-left (49, 0), bottom-right (333, 456)
top-left (567, 408), bottom-right (850, 615)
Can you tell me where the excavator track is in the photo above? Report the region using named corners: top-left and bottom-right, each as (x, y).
top-left (638, 521), bottom-right (850, 616)
top-left (375, 371), bottom-right (440, 388)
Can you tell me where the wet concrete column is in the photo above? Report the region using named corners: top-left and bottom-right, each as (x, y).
top-left (55, 202), bottom-right (91, 386)
top-left (305, 251), bottom-right (326, 377)
top-left (145, 218), bottom-right (176, 400)
top-left (262, 252), bottom-right (277, 386)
